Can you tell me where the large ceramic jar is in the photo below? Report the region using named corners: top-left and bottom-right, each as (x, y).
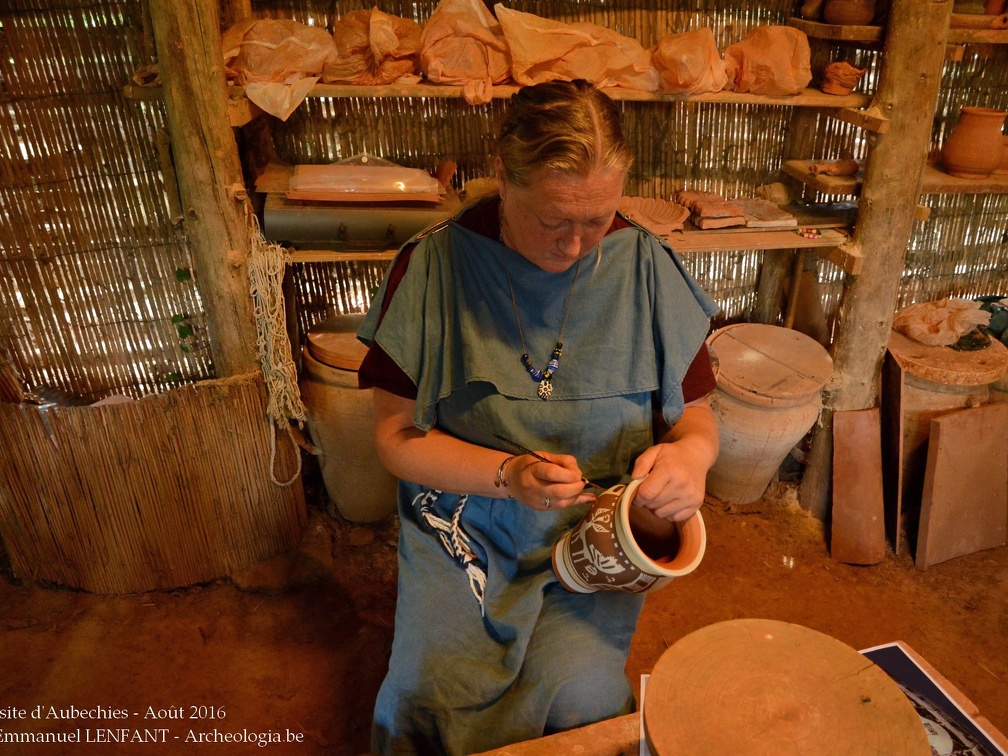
top-left (299, 314), bottom-right (398, 523)
top-left (705, 324), bottom-right (833, 505)
top-left (822, 0), bottom-right (875, 24)
top-left (941, 107), bottom-right (1008, 179)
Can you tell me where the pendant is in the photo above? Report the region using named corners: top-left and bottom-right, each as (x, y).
top-left (537, 379), bottom-right (553, 401)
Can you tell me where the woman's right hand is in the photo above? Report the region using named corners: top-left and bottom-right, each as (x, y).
top-left (504, 452), bottom-right (595, 511)
top-left (374, 388), bottom-right (595, 510)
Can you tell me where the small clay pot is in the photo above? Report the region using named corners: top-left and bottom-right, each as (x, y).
top-left (940, 106), bottom-right (1008, 179)
top-left (822, 0), bottom-right (876, 24)
top-left (551, 479), bottom-right (706, 594)
top-left (992, 135), bottom-right (1008, 176)
top-left (821, 61), bottom-right (867, 95)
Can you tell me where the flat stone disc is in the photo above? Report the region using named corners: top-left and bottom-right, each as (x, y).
top-left (644, 619), bottom-right (929, 755)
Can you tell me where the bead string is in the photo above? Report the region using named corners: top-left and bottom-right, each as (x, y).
top-left (499, 207), bottom-right (581, 401)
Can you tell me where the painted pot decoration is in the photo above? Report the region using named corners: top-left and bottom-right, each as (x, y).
top-left (551, 478), bottom-right (706, 594)
top-left (940, 107), bottom-right (1008, 180)
top-left (822, 0), bottom-right (875, 25)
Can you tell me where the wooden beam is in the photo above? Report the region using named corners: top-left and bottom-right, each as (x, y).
top-left (799, 0), bottom-right (954, 519)
top-left (827, 106), bottom-right (891, 134)
top-left (148, 0), bottom-right (259, 376)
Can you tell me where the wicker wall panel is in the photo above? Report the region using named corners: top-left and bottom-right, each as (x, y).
top-left (0, 1), bottom-right (211, 400)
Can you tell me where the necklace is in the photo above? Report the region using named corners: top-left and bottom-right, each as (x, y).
top-left (500, 250), bottom-right (581, 401)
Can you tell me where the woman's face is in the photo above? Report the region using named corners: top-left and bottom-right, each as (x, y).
top-left (497, 161), bottom-right (625, 273)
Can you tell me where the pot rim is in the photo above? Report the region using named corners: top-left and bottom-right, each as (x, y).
top-left (959, 106), bottom-right (1008, 118)
top-left (617, 479), bottom-right (707, 578)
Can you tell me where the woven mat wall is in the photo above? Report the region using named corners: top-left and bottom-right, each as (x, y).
top-left (0, 372), bottom-right (307, 593)
top-left (1, 1), bottom-right (214, 402)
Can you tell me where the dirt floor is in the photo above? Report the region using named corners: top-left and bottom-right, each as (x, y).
top-left (1, 470), bottom-right (1006, 755)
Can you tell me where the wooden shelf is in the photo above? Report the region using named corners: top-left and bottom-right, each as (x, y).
top-left (920, 163), bottom-right (1008, 194)
top-left (783, 160), bottom-right (862, 194)
top-left (788, 17), bottom-right (884, 43)
top-left (285, 228), bottom-right (859, 273)
top-left (123, 83), bottom-right (873, 128)
top-left (785, 158), bottom-right (1008, 195)
top-left (288, 249), bottom-right (397, 264)
top-left (948, 27), bottom-right (1008, 44)
top-left (788, 17), bottom-right (968, 60)
top-left (668, 225), bottom-right (847, 254)
top-left (948, 13), bottom-right (1008, 44)
top-left (287, 83), bottom-right (872, 109)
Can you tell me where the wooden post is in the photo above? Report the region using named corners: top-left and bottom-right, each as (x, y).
top-left (148, 0), bottom-right (259, 377)
top-left (754, 107), bottom-right (823, 326)
top-left (799, 0), bottom-right (953, 518)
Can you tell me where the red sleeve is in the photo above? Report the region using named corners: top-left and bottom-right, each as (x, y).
top-left (681, 342), bottom-right (717, 403)
top-left (357, 245), bottom-right (420, 399)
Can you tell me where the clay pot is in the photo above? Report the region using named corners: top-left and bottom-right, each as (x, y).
top-left (822, 0), bottom-right (876, 25)
top-left (940, 106), bottom-right (1008, 179)
top-left (551, 478), bottom-right (706, 594)
top-left (993, 135), bottom-right (1008, 176)
top-left (705, 324), bottom-right (833, 505)
top-left (300, 315), bottom-right (398, 523)
top-left (821, 61), bottom-right (867, 95)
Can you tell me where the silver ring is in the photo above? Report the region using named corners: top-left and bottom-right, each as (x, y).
top-left (544, 497), bottom-right (551, 509)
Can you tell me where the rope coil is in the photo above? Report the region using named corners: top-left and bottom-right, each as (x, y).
top-left (245, 205), bottom-right (310, 486)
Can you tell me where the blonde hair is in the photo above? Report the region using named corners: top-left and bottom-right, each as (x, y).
top-left (496, 79), bottom-right (633, 187)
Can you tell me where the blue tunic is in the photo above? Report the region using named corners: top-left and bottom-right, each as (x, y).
top-left (358, 210), bottom-right (717, 755)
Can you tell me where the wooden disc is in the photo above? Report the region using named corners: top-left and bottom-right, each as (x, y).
top-left (644, 619), bottom-right (929, 755)
top-left (887, 328), bottom-right (1008, 386)
top-left (306, 314), bottom-right (368, 371)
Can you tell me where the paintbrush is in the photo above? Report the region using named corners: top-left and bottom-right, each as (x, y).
top-left (492, 432), bottom-right (607, 491)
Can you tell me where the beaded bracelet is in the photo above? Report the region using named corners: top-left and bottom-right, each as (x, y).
top-left (495, 455), bottom-right (517, 489)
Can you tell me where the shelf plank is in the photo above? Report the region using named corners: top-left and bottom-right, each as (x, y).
top-left (948, 13), bottom-right (1008, 43)
top-left (125, 82), bottom-right (872, 109)
top-left (124, 82), bottom-right (874, 128)
top-left (289, 250), bottom-right (398, 264)
top-left (785, 160), bottom-right (1008, 195)
top-left (256, 83), bottom-right (872, 109)
top-left (921, 163), bottom-right (1008, 194)
top-left (788, 17), bottom-right (965, 58)
top-left (787, 17), bottom-right (884, 43)
top-left (782, 160), bottom-right (862, 194)
top-left (286, 232), bottom-right (859, 272)
top-left (828, 106), bottom-right (890, 134)
top-left (948, 27), bottom-right (1008, 43)
top-left (667, 226), bottom-right (848, 253)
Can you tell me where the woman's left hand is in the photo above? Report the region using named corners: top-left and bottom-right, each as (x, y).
top-left (629, 399), bottom-right (720, 522)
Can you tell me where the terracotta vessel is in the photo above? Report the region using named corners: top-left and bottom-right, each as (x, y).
top-left (705, 324), bottom-right (833, 505)
top-left (551, 479), bottom-right (706, 594)
top-left (300, 314), bottom-right (398, 523)
top-left (821, 61), bottom-right (867, 95)
top-left (993, 135), bottom-right (1008, 176)
top-left (941, 106), bottom-right (1008, 179)
top-left (822, 0), bottom-right (875, 25)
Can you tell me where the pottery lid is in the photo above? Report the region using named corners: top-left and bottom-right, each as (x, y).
top-left (706, 323), bottom-right (833, 406)
top-left (306, 313), bottom-right (369, 371)
top-left (887, 329), bottom-right (1008, 385)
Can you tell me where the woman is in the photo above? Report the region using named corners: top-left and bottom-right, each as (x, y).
top-left (357, 79), bottom-right (719, 755)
